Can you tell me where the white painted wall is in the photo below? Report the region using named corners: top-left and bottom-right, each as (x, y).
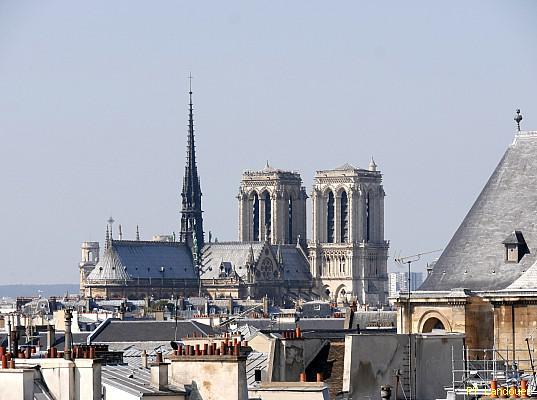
top-left (0, 369), bottom-right (34, 400)
top-left (170, 357), bottom-right (248, 400)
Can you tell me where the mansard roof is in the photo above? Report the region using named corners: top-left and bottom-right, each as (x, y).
top-left (87, 240), bottom-right (197, 283)
top-left (421, 132), bottom-right (537, 291)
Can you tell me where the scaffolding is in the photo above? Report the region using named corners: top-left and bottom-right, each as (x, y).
top-left (447, 346), bottom-right (537, 399)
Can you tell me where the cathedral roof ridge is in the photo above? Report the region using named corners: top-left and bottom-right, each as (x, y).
top-left (315, 164), bottom-right (381, 176)
top-left (112, 239), bottom-right (187, 247)
top-left (243, 168), bottom-right (301, 177)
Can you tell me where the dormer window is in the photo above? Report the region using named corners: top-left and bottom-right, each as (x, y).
top-left (503, 230), bottom-right (530, 263)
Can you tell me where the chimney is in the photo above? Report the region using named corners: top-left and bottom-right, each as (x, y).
top-left (6, 320), bottom-right (11, 353)
top-left (263, 295), bottom-right (269, 315)
top-left (47, 324), bottom-right (56, 350)
top-left (11, 329), bottom-right (18, 357)
top-left (141, 350), bottom-right (148, 369)
top-left (64, 309), bottom-right (73, 360)
top-left (151, 361), bottom-right (169, 390)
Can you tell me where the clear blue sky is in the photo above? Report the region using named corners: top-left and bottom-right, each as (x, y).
top-left (1, 1), bottom-right (536, 284)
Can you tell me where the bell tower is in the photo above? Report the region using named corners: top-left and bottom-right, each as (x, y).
top-left (238, 163), bottom-right (307, 247)
top-left (308, 160), bottom-right (389, 306)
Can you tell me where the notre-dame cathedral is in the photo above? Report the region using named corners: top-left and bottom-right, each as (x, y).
top-left (80, 89), bottom-right (389, 306)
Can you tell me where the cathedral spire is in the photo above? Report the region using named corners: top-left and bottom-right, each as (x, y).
top-left (180, 75), bottom-right (204, 253)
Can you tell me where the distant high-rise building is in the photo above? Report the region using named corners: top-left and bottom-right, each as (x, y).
top-left (388, 271), bottom-right (424, 298)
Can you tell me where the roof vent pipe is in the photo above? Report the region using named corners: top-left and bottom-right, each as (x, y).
top-left (64, 309), bottom-right (73, 360)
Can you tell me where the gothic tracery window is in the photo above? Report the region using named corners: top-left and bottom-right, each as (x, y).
top-left (264, 192), bottom-right (271, 241)
top-left (253, 193), bottom-right (260, 241)
top-left (340, 191), bottom-right (348, 243)
top-left (260, 258), bottom-right (273, 280)
top-left (327, 191), bottom-right (335, 243)
top-left (365, 192), bottom-right (370, 242)
top-left (288, 198), bottom-right (293, 243)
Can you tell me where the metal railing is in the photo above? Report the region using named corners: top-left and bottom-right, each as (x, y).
top-left (449, 346), bottom-right (536, 399)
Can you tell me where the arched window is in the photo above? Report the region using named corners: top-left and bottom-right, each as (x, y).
top-left (253, 193), bottom-right (260, 241)
top-left (340, 191), bottom-right (348, 242)
top-left (288, 198), bottom-right (293, 243)
top-left (264, 192), bottom-right (271, 241)
top-left (327, 191), bottom-right (335, 243)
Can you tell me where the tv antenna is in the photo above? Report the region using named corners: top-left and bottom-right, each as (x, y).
top-left (394, 249), bottom-right (442, 400)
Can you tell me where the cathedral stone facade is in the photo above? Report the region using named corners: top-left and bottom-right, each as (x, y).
top-left (238, 164), bottom-right (307, 247)
top-left (80, 89), bottom-right (389, 306)
top-left (308, 160), bottom-right (389, 305)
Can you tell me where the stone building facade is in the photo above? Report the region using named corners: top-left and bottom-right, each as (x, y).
top-left (80, 89), bottom-right (389, 306)
top-left (308, 161), bottom-right (389, 305)
top-left (396, 130), bottom-right (537, 366)
top-left (238, 164), bottom-right (307, 248)
top-left (79, 241), bottom-right (99, 296)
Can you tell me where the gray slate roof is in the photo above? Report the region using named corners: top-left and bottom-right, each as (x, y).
top-left (421, 132), bottom-right (537, 291)
top-left (279, 245), bottom-right (313, 282)
top-left (200, 242), bottom-right (264, 279)
top-left (102, 364), bottom-right (185, 396)
top-left (87, 245), bottom-right (129, 282)
top-left (87, 240), bottom-right (196, 282)
top-left (200, 242), bottom-right (312, 282)
top-left (90, 320), bottom-right (215, 342)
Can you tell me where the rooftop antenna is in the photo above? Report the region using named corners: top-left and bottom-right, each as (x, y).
top-left (515, 109), bottom-right (523, 132)
top-left (107, 216), bottom-right (115, 239)
top-left (394, 248), bottom-right (443, 400)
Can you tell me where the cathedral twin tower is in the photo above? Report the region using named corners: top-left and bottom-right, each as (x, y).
top-left (180, 88), bottom-right (389, 305)
top-left (237, 161), bottom-right (389, 305)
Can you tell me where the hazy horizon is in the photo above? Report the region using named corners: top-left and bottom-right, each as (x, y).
top-left (1, 1), bottom-right (536, 284)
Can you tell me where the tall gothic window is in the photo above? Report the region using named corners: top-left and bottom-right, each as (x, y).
top-left (327, 191), bottom-right (335, 243)
top-left (264, 192), bottom-right (271, 241)
top-left (365, 192), bottom-right (370, 242)
top-left (340, 191), bottom-right (348, 243)
top-left (253, 193), bottom-right (260, 241)
top-left (288, 198), bottom-right (293, 243)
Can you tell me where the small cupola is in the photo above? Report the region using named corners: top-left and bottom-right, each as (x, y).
top-left (503, 230), bottom-right (530, 263)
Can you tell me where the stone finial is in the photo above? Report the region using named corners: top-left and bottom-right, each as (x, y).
top-left (515, 109), bottom-right (523, 132)
top-left (107, 216), bottom-right (115, 238)
top-left (368, 156), bottom-right (377, 172)
top-left (136, 225), bottom-right (140, 241)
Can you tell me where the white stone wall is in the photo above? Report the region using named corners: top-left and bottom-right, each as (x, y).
top-left (238, 169), bottom-right (307, 246)
top-left (170, 357), bottom-right (248, 400)
top-left (309, 166), bottom-right (389, 306)
top-left (0, 369), bottom-right (34, 400)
